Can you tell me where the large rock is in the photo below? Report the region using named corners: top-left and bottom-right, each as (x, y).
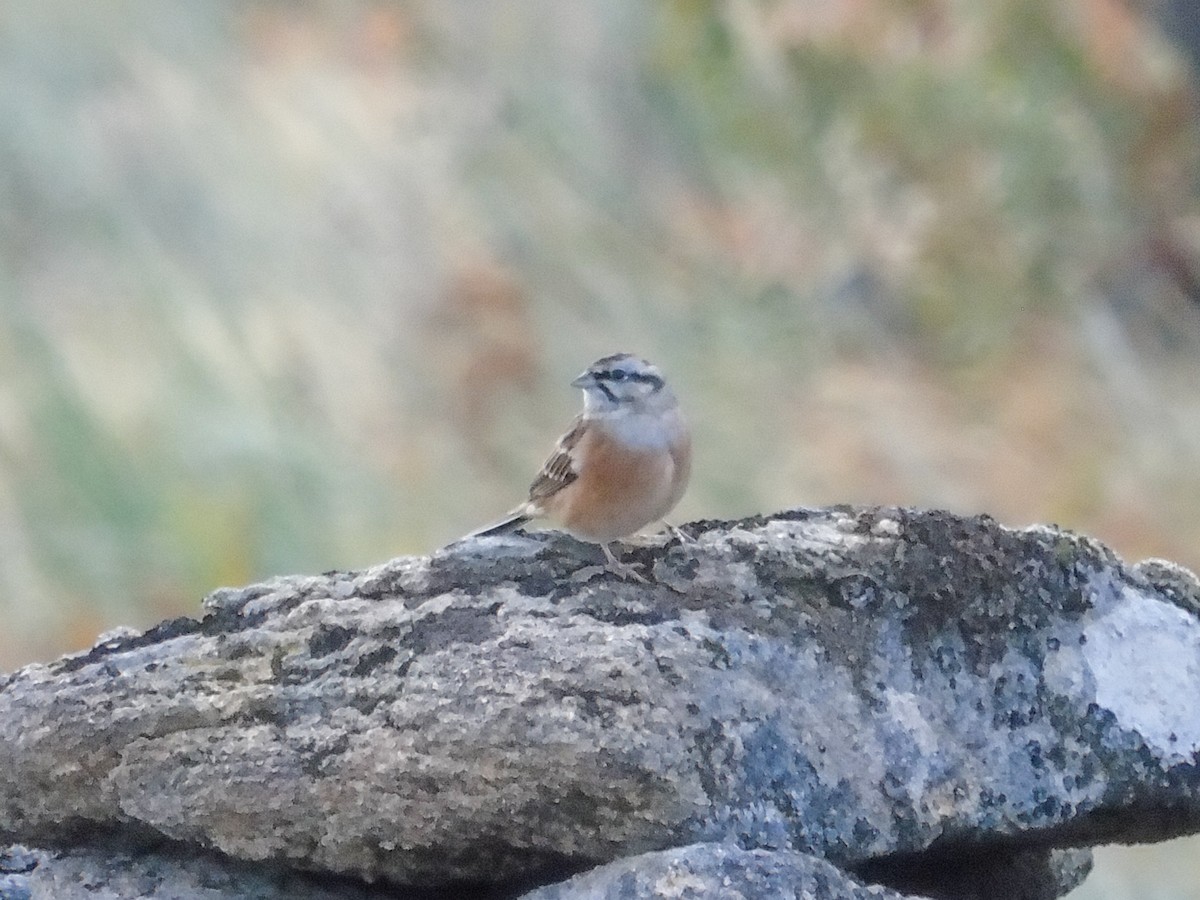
top-left (1, 507), bottom-right (1198, 898)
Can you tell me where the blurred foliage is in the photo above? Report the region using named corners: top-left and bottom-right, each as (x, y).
top-left (1, 2), bottom-right (1200, 894)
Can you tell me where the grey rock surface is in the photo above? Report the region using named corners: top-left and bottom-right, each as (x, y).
top-left (1, 507), bottom-right (1199, 898)
top-left (0, 843), bottom-right (386, 900)
top-left (520, 842), bottom-right (923, 900)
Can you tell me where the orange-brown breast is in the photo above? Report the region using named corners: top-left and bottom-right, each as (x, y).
top-left (542, 426), bottom-right (686, 542)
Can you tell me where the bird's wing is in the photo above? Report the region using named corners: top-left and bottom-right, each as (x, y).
top-left (527, 414), bottom-right (586, 506)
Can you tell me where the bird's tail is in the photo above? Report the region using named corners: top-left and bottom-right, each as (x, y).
top-left (463, 508), bottom-right (532, 540)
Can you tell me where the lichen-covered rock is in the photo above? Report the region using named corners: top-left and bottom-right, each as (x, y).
top-left (1, 507), bottom-right (1198, 898)
top-left (0, 844), bottom-right (386, 900)
top-left (520, 842), bottom-right (923, 900)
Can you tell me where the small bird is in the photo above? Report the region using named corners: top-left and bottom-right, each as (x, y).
top-left (469, 353), bottom-right (691, 581)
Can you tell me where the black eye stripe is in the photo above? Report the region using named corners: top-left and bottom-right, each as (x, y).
top-left (595, 369), bottom-right (662, 389)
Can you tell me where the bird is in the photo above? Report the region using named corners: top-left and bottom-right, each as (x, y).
top-left (468, 353), bottom-right (691, 581)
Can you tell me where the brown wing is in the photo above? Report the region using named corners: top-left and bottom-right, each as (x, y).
top-left (527, 415), bottom-right (586, 505)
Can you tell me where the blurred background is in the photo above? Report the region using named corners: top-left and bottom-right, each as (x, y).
top-left (1, 1), bottom-right (1199, 896)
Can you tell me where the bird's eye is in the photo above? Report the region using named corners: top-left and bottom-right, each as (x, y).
top-left (609, 371), bottom-right (627, 382)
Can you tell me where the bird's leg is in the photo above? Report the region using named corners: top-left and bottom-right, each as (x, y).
top-left (661, 520), bottom-right (696, 544)
top-left (601, 542), bottom-right (650, 584)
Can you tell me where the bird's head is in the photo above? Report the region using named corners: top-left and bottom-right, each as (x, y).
top-left (572, 353), bottom-right (674, 415)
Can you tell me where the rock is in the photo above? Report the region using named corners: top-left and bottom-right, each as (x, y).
top-left (520, 842), bottom-right (922, 900)
top-left (0, 846), bottom-right (36, 900)
top-left (0, 844), bottom-right (386, 900)
top-left (0, 507), bottom-right (1198, 898)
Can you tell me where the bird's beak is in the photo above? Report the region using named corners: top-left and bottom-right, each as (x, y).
top-left (571, 371), bottom-right (594, 389)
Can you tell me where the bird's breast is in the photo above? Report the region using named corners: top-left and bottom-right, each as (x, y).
top-left (549, 427), bottom-right (683, 542)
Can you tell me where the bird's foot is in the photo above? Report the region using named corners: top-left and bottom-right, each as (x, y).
top-left (601, 542), bottom-right (650, 584)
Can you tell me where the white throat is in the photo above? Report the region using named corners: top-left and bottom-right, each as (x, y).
top-left (588, 403), bottom-right (684, 451)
